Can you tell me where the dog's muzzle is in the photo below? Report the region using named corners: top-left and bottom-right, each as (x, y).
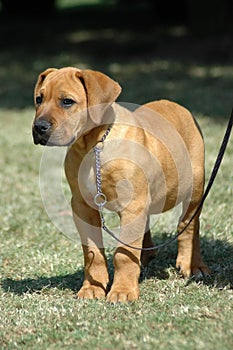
top-left (32, 118), bottom-right (52, 145)
top-left (32, 118), bottom-right (76, 146)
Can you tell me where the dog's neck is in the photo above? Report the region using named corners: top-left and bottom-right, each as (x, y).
top-left (70, 108), bottom-right (115, 155)
top-left (69, 103), bottom-right (135, 155)
top-left (70, 124), bottom-right (112, 155)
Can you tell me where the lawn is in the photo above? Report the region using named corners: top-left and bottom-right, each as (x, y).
top-left (0, 1), bottom-right (232, 349)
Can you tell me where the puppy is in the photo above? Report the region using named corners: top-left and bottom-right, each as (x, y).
top-left (32, 67), bottom-right (209, 302)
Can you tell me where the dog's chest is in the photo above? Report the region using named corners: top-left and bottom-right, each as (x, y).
top-left (78, 152), bottom-right (97, 206)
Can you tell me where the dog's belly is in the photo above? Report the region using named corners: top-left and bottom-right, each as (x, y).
top-left (149, 163), bottom-right (193, 215)
top-left (149, 187), bottom-right (186, 215)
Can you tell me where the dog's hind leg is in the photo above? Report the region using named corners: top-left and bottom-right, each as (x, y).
top-left (140, 217), bottom-right (156, 266)
top-left (176, 201), bottom-right (210, 279)
top-left (176, 130), bottom-right (210, 280)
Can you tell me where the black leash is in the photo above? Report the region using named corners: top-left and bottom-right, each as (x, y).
top-left (95, 109), bottom-right (233, 251)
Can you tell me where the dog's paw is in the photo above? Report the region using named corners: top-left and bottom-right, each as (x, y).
top-left (106, 288), bottom-right (139, 303)
top-left (77, 285), bottom-right (106, 300)
top-left (176, 258), bottom-right (210, 280)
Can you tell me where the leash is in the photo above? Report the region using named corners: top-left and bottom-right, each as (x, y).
top-left (94, 109), bottom-right (233, 251)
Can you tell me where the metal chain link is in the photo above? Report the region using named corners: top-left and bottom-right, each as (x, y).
top-left (93, 126), bottom-right (112, 210)
top-left (94, 145), bottom-right (102, 195)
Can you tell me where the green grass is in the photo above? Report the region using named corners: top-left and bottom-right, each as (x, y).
top-left (0, 3), bottom-right (233, 349)
top-left (0, 93), bottom-right (232, 350)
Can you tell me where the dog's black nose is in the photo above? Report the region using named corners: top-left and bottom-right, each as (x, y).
top-left (34, 118), bottom-right (52, 135)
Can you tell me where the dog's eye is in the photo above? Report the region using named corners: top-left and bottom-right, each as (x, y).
top-left (36, 96), bottom-right (43, 105)
top-left (62, 98), bottom-right (75, 107)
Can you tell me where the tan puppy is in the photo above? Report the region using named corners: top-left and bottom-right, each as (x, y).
top-left (32, 67), bottom-right (209, 303)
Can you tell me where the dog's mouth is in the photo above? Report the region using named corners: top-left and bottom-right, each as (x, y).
top-left (32, 129), bottom-right (75, 147)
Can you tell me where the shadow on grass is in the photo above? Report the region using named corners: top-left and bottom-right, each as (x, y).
top-left (2, 236), bottom-right (232, 296)
top-left (141, 235), bottom-right (233, 290)
top-left (1, 271), bottom-right (84, 295)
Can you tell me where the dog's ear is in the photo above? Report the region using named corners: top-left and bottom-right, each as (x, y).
top-left (34, 68), bottom-right (58, 101)
top-left (76, 69), bottom-right (122, 124)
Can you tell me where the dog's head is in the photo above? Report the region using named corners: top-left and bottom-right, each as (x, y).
top-left (32, 67), bottom-right (121, 146)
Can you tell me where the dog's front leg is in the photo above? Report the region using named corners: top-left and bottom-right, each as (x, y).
top-left (107, 205), bottom-right (148, 303)
top-left (72, 198), bottom-right (109, 299)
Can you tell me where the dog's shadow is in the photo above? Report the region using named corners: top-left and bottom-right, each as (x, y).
top-left (1, 236), bottom-right (233, 296)
top-left (1, 271), bottom-right (84, 296)
top-left (140, 234), bottom-right (233, 289)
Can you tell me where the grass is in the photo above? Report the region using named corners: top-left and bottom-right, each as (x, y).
top-left (0, 1), bottom-right (233, 349)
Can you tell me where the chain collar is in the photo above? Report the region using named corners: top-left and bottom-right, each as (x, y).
top-left (93, 125), bottom-right (112, 211)
top-left (98, 125), bottom-right (112, 143)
